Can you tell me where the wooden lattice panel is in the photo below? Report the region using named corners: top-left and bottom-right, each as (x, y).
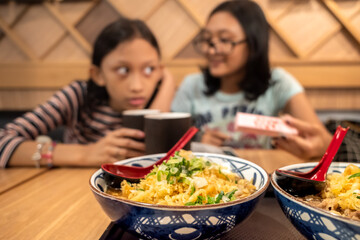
top-left (0, 2), bottom-right (27, 25)
top-left (42, 1), bottom-right (94, 61)
top-left (310, 29), bottom-right (360, 60)
top-left (56, 1), bottom-right (92, 24)
top-left (13, 5), bottom-right (66, 58)
top-left (0, 0), bottom-right (360, 63)
top-left (278, 1), bottom-right (340, 54)
top-left (335, 0), bottom-right (360, 17)
top-left (0, 36), bottom-right (27, 62)
top-left (175, 0), bottom-right (224, 25)
top-left (146, 0), bottom-right (200, 59)
top-left (44, 35), bottom-right (89, 61)
top-left (76, 0), bottom-right (120, 45)
top-left (107, 0), bottom-right (165, 20)
top-left (269, 30), bottom-right (297, 61)
top-left (255, 0), bottom-right (294, 19)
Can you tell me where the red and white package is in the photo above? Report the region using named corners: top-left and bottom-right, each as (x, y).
top-left (235, 112), bottom-right (298, 137)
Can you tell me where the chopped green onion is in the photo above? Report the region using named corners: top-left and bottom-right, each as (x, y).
top-left (150, 151), bottom-right (210, 184)
top-left (185, 202), bottom-right (195, 206)
top-left (170, 167), bottom-right (179, 175)
top-left (145, 172), bottom-right (156, 179)
top-left (207, 196), bottom-right (215, 204)
top-left (180, 173), bottom-right (187, 178)
top-left (219, 168), bottom-right (230, 181)
top-left (190, 185), bottom-right (195, 196)
top-left (184, 178), bottom-right (191, 185)
top-left (348, 172), bottom-right (360, 179)
top-left (226, 189), bottom-right (237, 199)
top-left (157, 171), bottom-right (162, 181)
top-left (215, 191), bottom-right (224, 204)
top-left (167, 159), bottom-right (182, 165)
top-left (195, 195), bottom-right (205, 204)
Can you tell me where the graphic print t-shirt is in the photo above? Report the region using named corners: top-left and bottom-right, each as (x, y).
top-left (171, 68), bottom-right (304, 148)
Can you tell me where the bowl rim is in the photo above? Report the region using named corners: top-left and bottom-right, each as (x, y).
top-left (271, 161), bottom-right (360, 225)
top-left (90, 152), bottom-right (270, 210)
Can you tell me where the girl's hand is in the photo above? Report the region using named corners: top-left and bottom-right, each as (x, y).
top-left (160, 67), bottom-right (176, 87)
top-left (83, 128), bottom-right (145, 166)
top-left (201, 129), bottom-right (231, 146)
top-left (149, 67), bottom-right (176, 112)
top-left (273, 115), bottom-right (332, 159)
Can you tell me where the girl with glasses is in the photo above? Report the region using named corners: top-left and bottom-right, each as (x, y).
top-left (171, 0), bottom-right (330, 159)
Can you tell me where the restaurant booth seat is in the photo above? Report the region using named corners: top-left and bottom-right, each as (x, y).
top-left (325, 119), bottom-right (360, 163)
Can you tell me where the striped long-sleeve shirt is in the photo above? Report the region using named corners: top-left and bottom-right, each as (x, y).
top-left (0, 81), bottom-right (122, 168)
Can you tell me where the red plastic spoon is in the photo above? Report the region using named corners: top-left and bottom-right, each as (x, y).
top-left (275, 125), bottom-right (349, 196)
top-left (102, 126), bottom-right (198, 188)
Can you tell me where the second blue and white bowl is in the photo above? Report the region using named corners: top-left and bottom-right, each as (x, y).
top-left (271, 162), bottom-right (360, 240)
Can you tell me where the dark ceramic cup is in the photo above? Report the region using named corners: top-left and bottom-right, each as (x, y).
top-left (122, 109), bottom-right (160, 131)
top-left (122, 109), bottom-right (160, 143)
top-left (144, 112), bottom-right (191, 154)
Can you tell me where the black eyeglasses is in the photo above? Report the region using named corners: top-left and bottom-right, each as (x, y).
top-left (193, 35), bottom-right (247, 55)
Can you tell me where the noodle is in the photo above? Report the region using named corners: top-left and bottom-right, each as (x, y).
top-left (106, 150), bottom-right (256, 206)
top-left (302, 164), bottom-right (360, 220)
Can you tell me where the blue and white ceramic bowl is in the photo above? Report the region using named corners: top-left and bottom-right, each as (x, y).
top-left (90, 152), bottom-right (270, 240)
top-left (271, 162), bottom-right (360, 240)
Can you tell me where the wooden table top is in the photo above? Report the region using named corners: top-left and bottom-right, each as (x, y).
top-left (234, 149), bottom-right (310, 174)
top-left (0, 168), bottom-right (47, 194)
top-left (0, 168), bottom-right (109, 239)
top-left (0, 149), bottom-right (307, 240)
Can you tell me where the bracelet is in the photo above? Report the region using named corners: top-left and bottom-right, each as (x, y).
top-left (41, 141), bottom-right (56, 168)
top-left (31, 136), bottom-right (55, 168)
top-left (31, 141), bottom-right (44, 168)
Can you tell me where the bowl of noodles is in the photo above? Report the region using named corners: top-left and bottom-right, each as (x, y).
top-left (271, 162), bottom-right (360, 240)
top-left (90, 150), bottom-right (270, 240)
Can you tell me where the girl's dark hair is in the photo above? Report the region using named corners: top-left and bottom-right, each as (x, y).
top-left (203, 0), bottom-right (271, 100)
top-left (86, 18), bottom-right (160, 111)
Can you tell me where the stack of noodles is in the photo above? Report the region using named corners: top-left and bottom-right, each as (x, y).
top-left (107, 150), bottom-right (256, 206)
top-left (304, 164), bottom-right (360, 220)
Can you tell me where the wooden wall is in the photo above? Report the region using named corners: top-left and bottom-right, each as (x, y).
top-left (0, 0), bottom-right (359, 110)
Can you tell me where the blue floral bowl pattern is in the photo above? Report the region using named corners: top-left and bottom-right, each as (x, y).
top-left (271, 162), bottom-right (360, 240)
top-left (90, 152), bottom-right (270, 240)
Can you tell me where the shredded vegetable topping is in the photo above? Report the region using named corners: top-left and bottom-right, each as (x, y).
top-left (106, 150), bottom-right (256, 206)
top-left (303, 164), bottom-right (360, 220)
